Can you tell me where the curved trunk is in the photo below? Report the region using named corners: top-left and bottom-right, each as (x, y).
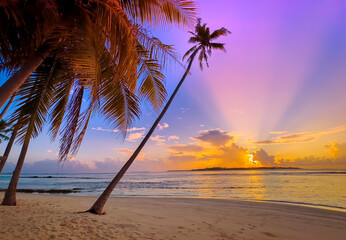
top-left (0, 92), bottom-right (17, 120)
top-left (0, 51), bottom-right (48, 109)
top-left (88, 52), bottom-right (198, 214)
top-left (2, 131), bottom-right (31, 206)
top-left (0, 128), bottom-right (18, 174)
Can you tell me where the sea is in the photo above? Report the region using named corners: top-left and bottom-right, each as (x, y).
top-left (0, 169), bottom-right (345, 211)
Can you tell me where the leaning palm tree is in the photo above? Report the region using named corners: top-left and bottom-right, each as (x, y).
top-left (0, 92), bottom-right (17, 120)
top-left (87, 19), bottom-right (230, 214)
top-left (0, 29), bottom-right (189, 205)
top-left (0, 0), bottom-right (197, 108)
top-left (0, 127), bottom-right (18, 174)
top-left (1, 0), bottom-right (196, 205)
top-left (0, 120), bottom-right (11, 143)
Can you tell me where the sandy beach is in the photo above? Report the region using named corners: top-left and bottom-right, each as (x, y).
top-left (0, 193), bottom-right (345, 240)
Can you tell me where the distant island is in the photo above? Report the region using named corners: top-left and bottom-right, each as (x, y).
top-left (169, 166), bottom-right (300, 172)
top-left (191, 167), bottom-right (300, 171)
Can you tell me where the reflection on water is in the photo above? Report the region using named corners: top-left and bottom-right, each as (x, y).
top-left (248, 173), bottom-right (265, 200)
top-left (0, 169), bottom-right (345, 210)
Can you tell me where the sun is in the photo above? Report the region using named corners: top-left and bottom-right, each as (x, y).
top-left (248, 154), bottom-right (259, 165)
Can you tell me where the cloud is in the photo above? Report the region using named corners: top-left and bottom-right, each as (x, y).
top-left (180, 107), bottom-right (188, 113)
top-left (167, 142), bottom-right (251, 170)
top-left (2, 156), bottom-right (166, 174)
top-left (115, 148), bottom-right (146, 161)
top-left (252, 149), bottom-right (277, 166)
top-left (127, 132), bottom-right (144, 142)
top-left (168, 144), bottom-right (204, 153)
top-left (92, 127), bottom-right (120, 133)
top-left (192, 129), bottom-right (234, 146)
top-left (165, 127), bottom-right (346, 170)
top-left (128, 127), bottom-right (146, 132)
top-left (150, 135), bottom-right (165, 145)
top-left (277, 156), bottom-right (346, 168)
top-left (116, 148), bottom-right (133, 156)
top-left (256, 124), bottom-right (346, 145)
top-left (92, 126), bottom-right (146, 134)
top-left (269, 131), bottom-right (287, 135)
top-left (325, 141), bottom-right (346, 158)
top-left (158, 123), bottom-right (169, 131)
top-left (168, 135), bottom-right (179, 140)
top-left (46, 149), bottom-right (52, 153)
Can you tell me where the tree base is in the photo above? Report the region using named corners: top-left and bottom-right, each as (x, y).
top-left (83, 208), bottom-right (106, 215)
top-left (2, 200), bottom-right (16, 206)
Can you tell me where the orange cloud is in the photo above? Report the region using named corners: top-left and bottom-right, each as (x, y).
top-left (192, 129), bottom-right (234, 146)
top-left (127, 132), bottom-right (144, 142)
top-left (165, 129), bottom-right (346, 170)
top-left (150, 135), bottom-right (165, 145)
top-left (256, 124), bottom-right (346, 145)
top-left (325, 141), bottom-right (346, 158)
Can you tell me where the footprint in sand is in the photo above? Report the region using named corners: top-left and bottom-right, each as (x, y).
top-left (262, 232), bottom-right (277, 238)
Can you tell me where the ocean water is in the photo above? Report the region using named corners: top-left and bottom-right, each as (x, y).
top-left (0, 169), bottom-right (345, 211)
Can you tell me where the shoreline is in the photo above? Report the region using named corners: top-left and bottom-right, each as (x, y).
top-left (1, 193), bottom-right (345, 239)
top-left (1, 190), bottom-right (345, 213)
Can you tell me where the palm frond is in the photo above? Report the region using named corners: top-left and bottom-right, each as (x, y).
top-left (9, 56), bottom-right (57, 143)
top-left (0, 119), bottom-right (10, 143)
top-left (59, 85), bottom-right (84, 162)
top-left (138, 53), bottom-right (167, 110)
top-left (120, 0), bottom-right (197, 26)
top-left (183, 45), bottom-right (198, 60)
top-left (210, 27), bottom-right (231, 40)
top-left (48, 59), bottom-right (75, 141)
top-left (137, 26), bottom-right (180, 67)
top-left (210, 43), bottom-right (226, 51)
top-left (99, 80), bottom-right (140, 136)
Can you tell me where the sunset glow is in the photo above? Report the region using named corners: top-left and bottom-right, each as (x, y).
top-left (1, 0), bottom-right (346, 173)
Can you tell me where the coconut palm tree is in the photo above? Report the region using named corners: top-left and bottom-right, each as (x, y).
top-left (87, 18), bottom-right (230, 214)
top-left (0, 120), bottom-right (11, 143)
top-left (0, 28), bottom-right (192, 205)
top-left (0, 127), bottom-right (18, 174)
top-left (0, 92), bottom-right (17, 120)
top-left (0, 0), bottom-right (196, 205)
top-left (0, 0), bottom-right (197, 108)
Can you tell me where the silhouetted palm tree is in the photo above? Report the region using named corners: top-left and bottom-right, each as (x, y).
top-left (87, 18), bottom-right (230, 214)
top-left (0, 120), bottom-right (11, 143)
top-left (0, 92), bottom-right (17, 120)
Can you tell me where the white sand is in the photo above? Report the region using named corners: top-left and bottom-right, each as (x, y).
top-left (0, 193), bottom-right (345, 240)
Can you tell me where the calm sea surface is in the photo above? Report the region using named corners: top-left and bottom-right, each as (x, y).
top-left (1, 169), bottom-right (345, 211)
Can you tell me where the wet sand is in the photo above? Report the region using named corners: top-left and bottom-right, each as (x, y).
top-left (0, 193), bottom-right (345, 239)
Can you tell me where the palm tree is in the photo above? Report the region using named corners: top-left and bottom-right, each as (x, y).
top-left (87, 19), bottom-right (230, 214)
top-left (0, 25), bottom-right (195, 205)
top-left (0, 127), bottom-right (18, 174)
top-left (0, 92), bottom-right (17, 120)
top-left (0, 120), bottom-right (11, 143)
top-left (1, 56), bottom-right (60, 205)
top-left (0, 0), bottom-right (196, 206)
top-left (0, 0), bottom-right (197, 108)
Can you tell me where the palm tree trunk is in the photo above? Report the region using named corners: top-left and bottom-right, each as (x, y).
top-left (2, 131), bottom-right (31, 206)
top-left (87, 52), bottom-right (198, 214)
top-left (0, 92), bottom-right (17, 120)
top-left (0, 128), bottom-right (18, 174)
top-left (0, 51), bottom-right (48, 109)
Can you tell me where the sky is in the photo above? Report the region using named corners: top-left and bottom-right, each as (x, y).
top-left (1, 0), bottom-right (346, 173)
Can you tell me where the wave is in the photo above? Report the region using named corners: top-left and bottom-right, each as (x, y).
top-left (261, 199), bottom-right (346, 211)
